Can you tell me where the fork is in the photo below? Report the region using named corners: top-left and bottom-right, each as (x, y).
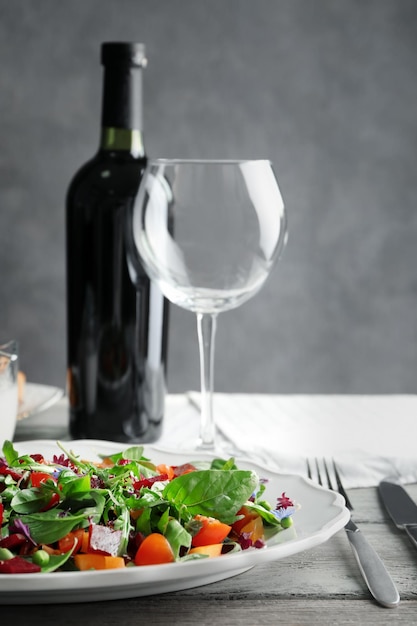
top-left (307, 458), bottom-right (400, 608)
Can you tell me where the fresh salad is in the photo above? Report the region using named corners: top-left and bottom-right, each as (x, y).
top-left (0, 441), bottom-right (296, 574)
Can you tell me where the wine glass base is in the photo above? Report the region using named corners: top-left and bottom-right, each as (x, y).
top-left (162, 435), bottom-right (244, 460)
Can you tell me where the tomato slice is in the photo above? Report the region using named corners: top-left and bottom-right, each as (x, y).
top-left (58, 532), bottom-right (78, 554)
top-left (30, 471), bottom-right (55, 488)
top-left (191, 515), bottom-right (231, 547)
top-left (30, 472), bottom-right (60, 509)
top-left (172, 463), bottom-right (197, 477)
top-left (231, 506), bottom-right (259, 535)
top-left (134, 533), bottom-right (175, 566)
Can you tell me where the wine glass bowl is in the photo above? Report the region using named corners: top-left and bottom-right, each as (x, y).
top-left (130, 158), bottom-right (287, 451)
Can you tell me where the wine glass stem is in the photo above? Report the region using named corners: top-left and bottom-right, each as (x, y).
top-left (196, 312), bottom-right (218, 449)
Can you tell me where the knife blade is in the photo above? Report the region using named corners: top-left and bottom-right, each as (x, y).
top-left (379, 480), bottom-right (417, 549)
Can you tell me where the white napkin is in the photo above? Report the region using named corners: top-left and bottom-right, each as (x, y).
top-left (187, 392), bottom-right (417, 488)
top-left (14, 392), bottom-right (417, 489)
top-left (159, 394), bottom-right (201, 445)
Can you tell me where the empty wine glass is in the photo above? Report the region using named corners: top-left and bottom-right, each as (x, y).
top-left (130, 159), bottom-right (287, 452)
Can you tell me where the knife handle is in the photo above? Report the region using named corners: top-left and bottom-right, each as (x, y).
top-left (345, 524), bottom-right (400, 608)
top-left (404, 524), bottom-right (417, 550)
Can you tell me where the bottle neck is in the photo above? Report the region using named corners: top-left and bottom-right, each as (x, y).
top-left (100, 65), bottom-right (145, 157)
top-left (100, 128), bottom-right (145, 156)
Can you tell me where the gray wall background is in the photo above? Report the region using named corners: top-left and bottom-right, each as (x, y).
top-left (1, 0), bottom-right (416, 395)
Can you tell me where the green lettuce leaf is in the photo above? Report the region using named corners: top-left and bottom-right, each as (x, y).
top-left (165, 518), bottom-right (192, 559)
top-left (163, 469), bottom-right (258, 524)
top-left (21, 510), bottom-right (87, 544)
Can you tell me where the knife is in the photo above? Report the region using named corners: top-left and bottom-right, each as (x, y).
top-left (379, 480), bottom-right (417, 549)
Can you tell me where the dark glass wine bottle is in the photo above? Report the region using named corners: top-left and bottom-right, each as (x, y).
top-left (66, 42), bottom-right (168, 442)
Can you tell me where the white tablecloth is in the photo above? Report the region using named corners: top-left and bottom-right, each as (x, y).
top-left (14, 391), bottom-right (417, 489)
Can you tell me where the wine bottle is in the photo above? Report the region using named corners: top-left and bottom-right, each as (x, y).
top-left (66, 42), bottom-right (168, 442)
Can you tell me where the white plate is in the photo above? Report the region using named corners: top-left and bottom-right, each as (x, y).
top-left (17, 384), bottom-right (64, 420)
top-left (0, 440), bottom-right (350, 604)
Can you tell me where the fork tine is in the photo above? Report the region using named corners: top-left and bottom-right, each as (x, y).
top-left (306, 458), bottom-right (326, 486)
top-left (332, 459), bottom-right (353, 510)
top-left (315, 458), bottom-right (323, 485)
top-left (323, 458), bottom-right (334, 491)
top-left (308, 458), bottom-right (352, 510)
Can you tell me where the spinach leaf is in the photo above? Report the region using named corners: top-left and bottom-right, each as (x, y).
top-left (125, 489), bottom-right (166, 511)
top-left (63, 492), bottom-right (105, 523)
top-left (163, 469), bottom-right (258, 524)
top-left (135, 507), bottom-right (152, 536)
top-left (100, 446), bottom-right (154, 472)
top-left (59, 474), bottom-right (91, 497)
top-left (156, 508), bottom-right (170, 535)
top-left (0, 484), bottom-right (19, 504)
top-left (21, 510), bottom-right (87, 544)
top-left (165, 518), bottom-right (191, 559)
top-left (11, 488), bottom-right (53, 514)
top-left (122, 446), bottom-right (145, 461)
top-left (210, 458), bottom-right (238, 470)
top-left (99, 446), bottom-right (144, 465)
top-left (2, 440), bottom-right (19, 465)
top-left (244, 501), bottom-right (283, 526)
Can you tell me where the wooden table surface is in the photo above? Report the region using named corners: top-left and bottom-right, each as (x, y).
top-left (4, 396), bottom-right (417, 624)
top-left (2, 486), bottom-right (416, 624)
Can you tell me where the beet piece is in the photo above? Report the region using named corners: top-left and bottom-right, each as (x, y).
top-left (30, 454), bottom-right (45, 463)
top-left (0, 467), bottom-right (23, 482)
top-left (0, 556), bottom-right (41, 573)
top-left (0, 534), bottom-right (27, 550)
top-left (132, 473), bottom-right (168, 490)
